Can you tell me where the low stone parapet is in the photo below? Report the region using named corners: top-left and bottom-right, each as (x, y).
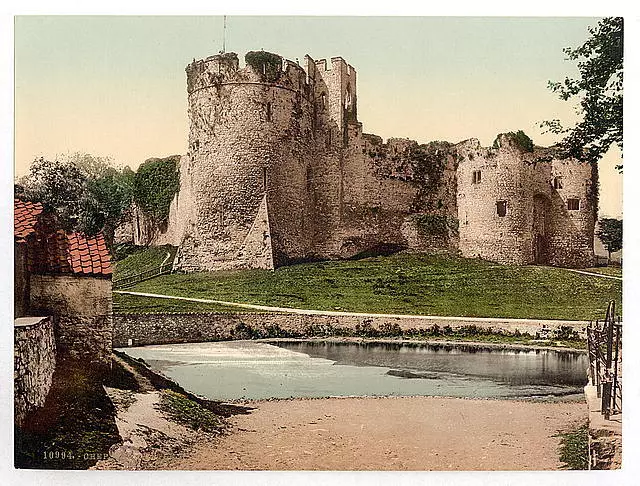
top-left (113, 312), bottom-right (587, 348)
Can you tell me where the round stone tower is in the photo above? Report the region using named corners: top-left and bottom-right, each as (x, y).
top-left (175, 51), bottom-right (317, 271)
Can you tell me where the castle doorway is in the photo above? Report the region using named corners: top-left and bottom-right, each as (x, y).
top-left (532, 194), bottom-right (551, 264)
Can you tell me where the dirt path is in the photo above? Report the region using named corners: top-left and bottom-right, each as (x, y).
top-left (93, 389), bottom-right (211, 470)
top-left (169, 396), bottom-right (586, 471)
top-left (559, 267), bottom-right (622, 281)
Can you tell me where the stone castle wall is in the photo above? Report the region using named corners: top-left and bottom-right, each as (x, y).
top-left (457, 138), bottom-right (534, 264)
top-left (15, 243), bottom-right (29, 318)
top-left (14, 316), bottom-right (56, 426)
top-left (162, 51), bottom-right (456, 269)
top-left (545, 158), bottom-right (598, 268)
top-left (118, 50), bottom-right (596, 270)
top-left (29, 275), bottom-right (113, 365)
top-left (112, 312), bottom-right (588, 348)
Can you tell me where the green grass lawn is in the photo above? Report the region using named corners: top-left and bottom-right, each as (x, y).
top-left (120, 253), bottom-right (621, 320)
top-left (113, 245), bottom-right (177, 279)
top-left (582, 266), bottom-right (623, 277)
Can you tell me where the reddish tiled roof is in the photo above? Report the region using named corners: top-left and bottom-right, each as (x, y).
top-left (16, 199), bottom-right (112, 277)
top-left (29, 230), bottom-right (112, 277)
top-left (66, 232), bottom-right (112, 276)
top-left (14, 199), bottom-right (44, 242)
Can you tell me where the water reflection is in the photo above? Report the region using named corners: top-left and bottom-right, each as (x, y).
top-left (119, 340), bottom-right (587, 401)
top-left (273, 341), bottom-right (588, 387)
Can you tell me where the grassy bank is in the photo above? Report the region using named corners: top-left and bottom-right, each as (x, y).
top-left (113, 244), bottom-right (177, 279)
top-left (557, 422), bottom-right (589, 469)
top-left (121, 254), bottom-right (621, 321)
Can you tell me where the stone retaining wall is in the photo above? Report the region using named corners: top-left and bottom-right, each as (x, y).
top-left (14, 316), bottom-right (56, 426)
top-left (113, 312), bottom-right (587, 348)
top-left (584, 383), bottom-right (622, 469)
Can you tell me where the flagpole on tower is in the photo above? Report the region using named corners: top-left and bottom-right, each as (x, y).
top-left (222, 15), bottom-right (227, 54)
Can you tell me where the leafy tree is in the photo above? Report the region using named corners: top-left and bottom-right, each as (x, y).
top-left (541, 17), bottom-right (623, 170)
top-left (20, 157), bottom-right (87, 231)
top-left (79, 165), bottom-right (135, 241)
top-left (19, 153), bottom-right (134, 244)
top-left (596, 218), bottom-right (622, 262)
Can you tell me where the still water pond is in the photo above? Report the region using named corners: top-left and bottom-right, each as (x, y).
top-left (119, 340), bottom-right (588, 401)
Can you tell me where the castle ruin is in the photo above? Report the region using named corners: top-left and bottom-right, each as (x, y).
top-left (126, 50), bottom-right (597, 270)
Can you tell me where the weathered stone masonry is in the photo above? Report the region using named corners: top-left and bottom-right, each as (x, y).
top-left (130, 50), bottom-right (596, 269)
top-left (14, 317), bottom-right (56, 427)
top-left (457, 137), bottom-right (597, 267)
top-left (113, 313), bottom-right (587, 348)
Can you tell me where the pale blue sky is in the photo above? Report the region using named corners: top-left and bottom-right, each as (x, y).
top-left (14, 16), bottom-right (622, 216)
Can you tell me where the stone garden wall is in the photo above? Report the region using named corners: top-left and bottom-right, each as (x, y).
top-left (14, 316), bottom-right (56, 426)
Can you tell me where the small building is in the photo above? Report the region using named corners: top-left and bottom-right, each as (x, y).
top-left (14, 198), bottom-right (113, 425)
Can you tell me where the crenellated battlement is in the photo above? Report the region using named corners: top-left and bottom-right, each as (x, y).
top-left (312, 56), bottom-right (356, 75)
top-left (186, 51), bottom-right (359, 112)
top-left (186, 51), bottom-right (311, 95)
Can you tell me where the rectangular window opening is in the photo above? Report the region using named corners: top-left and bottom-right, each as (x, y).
top-left (496, 200), bottom-right (507, 217)
top-left (567, 198), bottom-right (580, 210)
top-left (266, 102), bottom-right (272, 122)
top-left (472, 170), bottom-right (482, 184)
top-left (553, 176), bottom-right (563, 189)
top-left (262, 167), bottom-right (268, 191)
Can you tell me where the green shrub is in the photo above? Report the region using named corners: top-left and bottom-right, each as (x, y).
top-left (414, 214), bottom-right (459, 236)
top-left (493, 130), bottom-right (534, 152)
top-left (133, 156), bottom-right (180, 222)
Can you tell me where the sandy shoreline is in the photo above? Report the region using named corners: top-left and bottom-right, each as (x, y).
top-left (168, 395), bottom-right (586, 471)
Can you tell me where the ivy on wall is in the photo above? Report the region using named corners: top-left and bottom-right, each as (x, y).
top-left (365, 138), bottom-right (457, 213)
top-left (493, 130), bottom-right (535, 153)
top-left (408, 142), bottom-right (457, 212)
top-left (218, 52), bottom-right (239, 66)
top-left (133, 155), bottom-right (180, 222)
top-left (410, 142), bottom-right (450, 190)
top-left (412, 214), bottom-right (459, 237)
top-left (245, 51), bottom-right (282, 83)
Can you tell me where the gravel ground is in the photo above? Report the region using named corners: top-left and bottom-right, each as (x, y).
top-left (168, 395), bottom-right (587, 471)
